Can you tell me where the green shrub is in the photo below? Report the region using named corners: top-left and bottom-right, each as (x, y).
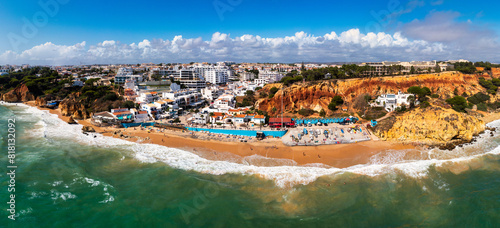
top-left (446, 96), bottom-right (468, 112)
top-left (467, 92), bottom-right (490, 104)
top-left (103, 93), bottom-right (118, 101)
top-left (328, 95), bottom-right (344, 111)
top-left (420, 101), bottom-right (430, 108)
top-left (298, 108), bottom-right (315, 116)
top-left (477, 103), bottom-right (488, 111)
top-left (319, 109), bottom-right (326, 117)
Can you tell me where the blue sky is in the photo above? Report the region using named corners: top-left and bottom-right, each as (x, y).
top-left (0, 0), bottom-right (499, 64)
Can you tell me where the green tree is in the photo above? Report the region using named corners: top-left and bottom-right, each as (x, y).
top-left (328, 102), bottom-right (338, 111)
top-left (446, 96), bottom-right (468, 112)
top-left (319, 109), bottom-right (326, 117)
top-left (269, 87), bottom-right (279, 95)
top-left (328, 95), bottom-right (344, 111)
top-left (123, 100), bottom-right (135, 109)
top-left (467, 92), bottom-right (490, 104)
top-left (407, 86), bottom-right (431, 101)
top-left (407, 95), bottom-right (416, 109)
top-left (331, 95), bottom-right (344, 105)
top-left (410, 66), bottom-right (416, 74)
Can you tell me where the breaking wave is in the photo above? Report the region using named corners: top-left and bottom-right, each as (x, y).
top-left (6, 103), bottom-right (500, 188)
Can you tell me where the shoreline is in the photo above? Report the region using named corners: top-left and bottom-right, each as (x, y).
top-left (26, 101), bottom-right (417, 168)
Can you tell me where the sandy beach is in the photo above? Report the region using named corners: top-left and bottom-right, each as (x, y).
top-left (480, 111), bottom-right (500, 125)
top-left (26, 101), bottom-right (417, 168)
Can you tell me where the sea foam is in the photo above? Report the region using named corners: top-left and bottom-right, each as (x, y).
top-left (7, 103), bottom-right (500, 188)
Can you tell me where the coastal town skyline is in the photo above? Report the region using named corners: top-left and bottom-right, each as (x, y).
top-left (1, 0), bottom-right (500, 64)
top-left (2, 1), bottom-right (500, 227)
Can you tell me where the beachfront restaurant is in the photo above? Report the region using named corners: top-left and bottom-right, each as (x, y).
top-left (269, 117), bottom-right (295, 128)
top-left (92, 111), bottom-right (118, 125)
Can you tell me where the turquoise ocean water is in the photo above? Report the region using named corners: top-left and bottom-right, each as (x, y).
top-left (0, 104), bottom-right (499, 227)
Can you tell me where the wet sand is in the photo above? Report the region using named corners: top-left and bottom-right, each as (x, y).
top-left (26, 102), bottom-right (416, 168)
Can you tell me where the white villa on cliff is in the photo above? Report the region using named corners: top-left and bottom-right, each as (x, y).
top-left (371, 91), bottom-right (415, 112)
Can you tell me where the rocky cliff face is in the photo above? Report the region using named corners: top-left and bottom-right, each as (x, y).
top-left (492, 68), bottom-right (500, 77)
top-left (1, 84), bottom-right (35, 102)
top-left (374, 106), bottom-right (485, 148)
top-left (60, 94), bottom-right (90, 120)
top-left (257, 72), bottom-right (487, 115)
top-left (35, 96), bottom-right (47, 106)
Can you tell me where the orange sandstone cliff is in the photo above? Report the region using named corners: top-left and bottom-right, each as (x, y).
top-left (256, 71), bottom-right (493, 115)
top-left (1, 84), bottom-right (35, 102)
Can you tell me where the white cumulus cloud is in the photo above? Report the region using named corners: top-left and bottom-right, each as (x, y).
top-left (0, 27), bottom-right (496, 65)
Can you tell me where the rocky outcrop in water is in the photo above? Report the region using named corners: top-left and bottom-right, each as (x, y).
top-left (1, 84), bottom-right (35, 102)
top-left (374, 106), bottom-right (485, 149)
top-left (82, 126), bottom-right (95, 133)
top-left (67, 116), bottom-right (77, 124)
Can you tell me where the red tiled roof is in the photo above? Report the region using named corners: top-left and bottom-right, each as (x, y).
top-left (269, 118), bottom-right (293, 123)
top-left (234, 114), bottom-right (246, 118)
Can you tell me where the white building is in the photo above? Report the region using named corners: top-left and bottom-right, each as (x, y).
top-left (229, 81), bottom-right (261, 96)
top-left (170, 83), bottom-right (181, 92)
top-left (213, 94), bottom-right (236, 113)
top-left (0, 67), bottom-right (9, 76)
top-left (154, 99), bottom-right (178, 112)
top-left (115, 67), bottom-right (143, 84)
top-left (115, 75), bottom-right (143, 84)
top-left (130, 108), bottom-right (150, 123)
top-left (191, 113), bottom-right (209, 124)
top-left (252, 115), bottom-right (266, 125)
top-left (258, 71), bottom-right (285, 84)
top-left (136, 91), bottom-right (160, 104)
top-left (140, 103), bottom-right (159, 118)
top-left (201, 86), bottom-right (224, 101)
top-left (162, 89), bottom-right (204, 108)
top-left (192, 64), bottom-right (233, 83)
top-left (240, 72), bottom-right (256, 81)
top-left (371, 91), bottom-right (414, 112)
top-left (205, 69), bottom-right (229, 85)
top-left (72, 78), bottom-right (84, 87)
top-left (124, 80), bottom-right (139, 92)
top-left (447, 59), bottom-right (470, 64)
top-left (117, 67), bottom-right (133, 75)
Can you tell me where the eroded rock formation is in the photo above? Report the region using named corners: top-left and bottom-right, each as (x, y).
top-left (35, 96), bottom-right (48, 106)
top-left (256, 72), bottom-right (489, 115)
top-left (1, 84), bottom-right (35, 102)
top-left (82, 126), bottom-right (95, 133)
top-left (60, 94), bottom-right (90, 120)
top-left (374, 106), bottom-right (485, 148)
